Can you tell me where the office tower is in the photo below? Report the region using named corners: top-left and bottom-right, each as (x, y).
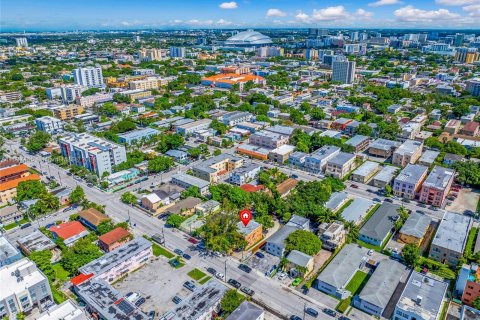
top-left (60, 85), bottom-right (83, 102)
top-left (138, 48), bottom-right (163, 61)
top-left (332, 60), bottom-right (356, 84)
top-left (305, 49), bottom-right (318, 61)
top-left (15, 37), bottom-right (28, 47)
top-left (256, 46), bottom-right (284, 57)
top-left (455, 48), bottom-right (479, 63)
top-left (169, 47), bottom-right (186, 58)
top-left (349, 31), bottom-right (359, 42)
top-left (133, 35), bottom-right (140, 42)
top-left (359, 33), bottom-right (368, 41)
top-left (455, 33), bottom-right (465, 47)
top-left (418, 34), bottom-right (428, 43)
top-left (466, 79), bottom-right (480, 97)
top-left (73, 66), bottom-right (104, 88)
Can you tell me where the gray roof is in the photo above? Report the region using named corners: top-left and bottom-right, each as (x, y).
top-left (418, 150), bottom-right (440, 164)
top-left (165, 197), bottom-right (202, 215)
top-left (267, 225), bottom-right (298, 247)
top-left (353, 161), bottom-right (380, 177)
top-left (395, 164), bottom-right (429, 185)
top-left (286, 214), bottom-right (310, 229)
top-left (359, 259), bottom-right (407, 310)
top-left (431, 211), bottom-right (471, 254)
top-left (400, 212), bottom-right (432, 239)
top-left (359, 202), bottom-right (400, 242)
top-left (193, 153), bottom-right (242, 175)
top-left (325, 191), bottom-right (349, 211)
top-left (171, 173), bottom-right (210, 189)
top-left (316, 244), bottom-right (368, 289)
top-left (265, 125), bottom-right (295, 136)
top-left (373, 166), bottom-right (398, 183)
top-left (394, 140), bottom-right (423, 156)
top-left (171, 279), bottom-right (227, 319)
top-left (237, 220), bottom-right (261, 236)
top-left (327, 152), bottom-right (355, 166)
top-left (0, 236), bottom-right (20, 262)
top-left (17, 231), bottom-right (56, 253)
top-left (345, 135), bottom-right (370, 148)
top-left (79, 237), bottom-right (151, 276)
top-left (226, 301), bottom-right (264, 320)
top-left (422, 166), bottom-right (455, 190)
top-left (370, 138), bottom-right (401, 151)
top-left (341, 198), bottom-right (375, 223)
top-left (0, 205), bottom-right (19, 218)
top-left (396, 271), bottom-right (448, 320)
top-left (286, 250), bottom-right (313, 268)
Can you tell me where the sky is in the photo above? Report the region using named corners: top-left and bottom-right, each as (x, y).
top-left (1, 0), bottom-right (480, 31)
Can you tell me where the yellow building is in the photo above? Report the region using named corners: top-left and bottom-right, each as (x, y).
top-left (398, 211), bottom-right (431, 246)
top-left (192, 154), bottom-right (244, 183)
top-left (0, 174), bottom-right (40, 204)
top-left (120, 90), bottom-right (152, 102)
top-left (53, 105), bottom-right (84, 120)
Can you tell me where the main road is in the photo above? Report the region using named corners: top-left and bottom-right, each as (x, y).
top-left (3, 139), bottom-right (337, 320)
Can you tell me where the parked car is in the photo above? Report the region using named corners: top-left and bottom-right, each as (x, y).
top-left (418, 203), bottom-right (427, 208)
top-left (351, 184), bottom-right (358, 189)
top-left (255, 251), bottom-right (265, 259)
top-left (290, 316), bottom-right (302, 320)
top-left (322, 308), bottom-right (337, 317)
top-left (240, 287), bottom-right (255, 296)
top-left (278, 272), bottom-right (287, 280)
top-left (385, 198), bottom-right (394, 203)
top-left (228, 279), bottom-right (241, 289)
top-left (305, 307), bottom-right (319, 318)
top-left (402, 198), bottom-right (411, 203)
top-left (291, 174), bottom-right (298, 179)
top-left (215, 272), bottom-right (224, 280)
top-left (373, 198), bottom-right (381, 202)
top-left (174, 249), bottom-right (183, 256)
top-left (182, 253), bottom-right (191, 260)
top-left (148, 311), bottom-right (156, 320)
top-left (188, 237), bottom-right (198, 244)
top-left (339, 316), bottom-right (351, 320)
top-left (172, 296), bottom-right (182, 304)
top-left (207, 267), bottom-right (217, 275)
top-left (238, 264), bottom-right (252, 273)
top-left (135, 297), bottom-right (146, 307)
top-left (183, 281), bottom-right (196, 291)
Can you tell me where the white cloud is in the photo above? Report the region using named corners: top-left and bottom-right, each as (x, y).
top-left (463, 3), bottom-right (480, 15)
top-left (266, 8), bottom-right (287, 17)
top-left (369, 0), bottom-right (401, 7)
top-left (219, 1), bottom-right (237, 9)
top-left (295, 11), bottom-right (310, 22)
top-left (394, 5), bottom-right (460, 22)
top-left (436, 0), bottom-right (479, 5)
top-left (188, 19), bottom-right (214, 25)
top-left (311, 6), bottom-right (349, 21)
top-left (216, 18), bottom-right (232, 25)
top-left (294, 6), bottom-right (376, 24)
top-left (356, 9), bottom-right (374, 19)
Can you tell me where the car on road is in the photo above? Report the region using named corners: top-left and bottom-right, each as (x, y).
top-left (416, 210), bottom-right (425, 214)
top-left (305, 307), bottom-right (319, 317)
top-left (238, 264), bottom-right (252, 273)
top-left (339, 316), bottom-right (351, 320)
top-left (302, 285), bottom-right (310, 295)
top-left (240, 287), bottom-right (255, 296)
top-left (20, 223), bottom-right (31, 229)
top-left (183, 281), bottom-right (196, 291)
top-left (134, 297), bottom-right (146, 307)
top-left (148, 311), bottom-right (156, 320)
top-left (172, 296), bottom-right (182, 304)
top-left (351, 184), bottom-right (358, 189)
top-left (385, 198), bottom-right (394, 203)
top-left (207, 267), bottom-right (216, 275)
top-left (277, 272), bottom-right (287, 280)
top-left (290, 316), bottom-right (302, 320)
top-left (402, 198), bottom-right (411, 203)
top-left (291, 174), bottom-right (298, 179)
top-left (174, 249), bottom-right (183, 256)
top-left (322, 308), bottom-right (337, 317)
top-left (182, 253), bottom-right (191, 260)
top-left (188, 237), bottom-right (198, 244)
top-left (373, 198), bottom-right (381, 202)
top-left (227, 279), bottom-right (241, 289)
top-left (255, 251), bottom-right (265, 258)
top-left (418, 203), bottom-right (427, 208)
top-left (215, 272), bottom-right (224, 280)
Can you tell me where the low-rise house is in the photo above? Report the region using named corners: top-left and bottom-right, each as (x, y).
top-left (444, 119), bottom-right (462, 134)
top-left (268, 145), bottom-right (295, 164)
top-left (236, 220), bottom-right (263, 248)
top-left (353, 259), bottom-right (408, 317)
top-left (229, 164), bottom-right (261, 186)
top-left (265, 215), bottom-right (309, 257)
top-left (275, 178), bottom-right (298, 198)
top-left (318, 221), bottom-right (346, 251)
top-left (51, 187), bottom-right (71, 205)
top-left (392, 140), bottom-right (423, 168)
top-left (289, 151), bottom-right (307, 167)
top-left (196, 200), bottom-right (221, 215)
top-left (325, 152), bottom-right (356, 179)
top-left (398, 122), bottom-right (422, 141)
top-left (226, 301), bottom-right (264, 320)
top-left (458, 264), bottom-right (480, 307)
top-left (78, 237), bottom-right (152, 283)
top-left (372, 165), bottom-right (398, 188)
top-left (165, 149), bottom-right (188, 161)
top-left (358, 202), bottom-right (400, 247)
top-left (351, 161), bottom-right (380, 184)
top-left (98, 227), bottom-right (133, 252)
top-left (419, 166), bottom-right (455, 207)
top-left (304, 146), bottom-right (341, 173)
top-left (37, 300), bottom-right (88, 320)
top-left (192, 154), bottom-right (243, 183)
top-left (49, 221), bottom-right (89, 247)
top-left (393, 164), bottom-right (429, 199)
top-left (78, 208), bottom-right (110, 231)
top-left (286, 250), bottom-right (314, 278)
top-left (368, 139), bottom-right (401, 158)
top-left (315, 244), bottom-right (369, 299)
top-left (141, 193), bottom-right (164, 213)
top-left (443, 153), bottom-right (464, 166)
top-left (325, 191), bottom-right (349, 213)
top-left (0, 205), bottom-right (22, 225)
top-left (418, 150), bottom-right (440, 167)
top-left (171, 173), bottom-right (210, 195)
top-left (398, 212), bottom-right (432, 245)
top-left (176, 119), bottom-right (212, 136)
top-left (394, 271), bottom-right (448, 320)
top-left (429, 211), bottom-right (472, 267)
top-left (460, 121), bottom-right (480, 137)
top-left (17, 231), bottom-right (56, 256)
top-left (118, 128), bottom-right (159, 144)
top-left (164, 197), bottom-right (202, 216)
top-left (460, 305), bottom-right (480, 320)
top-left (341, 198), bottom-right (375, 225)
top-left (0, 236), bottom-right (22, 267)
top-left (345, 135), bottom-right (370, 152)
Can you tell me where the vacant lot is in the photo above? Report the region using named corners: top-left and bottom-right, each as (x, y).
top-left (446, 188), bottom-right (479, 214)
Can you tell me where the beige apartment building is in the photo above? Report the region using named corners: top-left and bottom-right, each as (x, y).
top-left (53, 104), bottom-right (85, 120)
top-left (392, 140), bottom-right (423, 168)
top-left (128, 77), bottom-right (172, 90)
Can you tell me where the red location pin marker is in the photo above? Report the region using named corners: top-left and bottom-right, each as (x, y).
top-left (239, 209), bottom-right (252, 227)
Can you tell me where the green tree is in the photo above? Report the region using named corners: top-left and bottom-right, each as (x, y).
top-left (96, 220), bottom-right (115, 235)
top-left (113, 93), bottom-right (131, 103)
top-left (385, 185), bottom-right (393, 197)
top-left (166, 214), bottom-right (185, 228)
top-left (61, 238), bottom-right (103, 275)
top-left (16, 180), bottom-right (47, 201)
top-left (121, 192), bottom-right (137, 205)
top-left (402, 243), bottom-right (420, 267)
top-left (285, 230), bottom-right (322, 256)
top-left (220, 289), bottom-right (245, 315)
top-left (25, 131), bottom-right (51, 153)
top-left (356, 123), bottom-right (373, 136)
top-left (181, 186), bottom-right (202, 199)
top-left (473, 296), bottom-right (480, 310)
top-left (69, 186), bottom-right (86, 204)
top-left (209, 119), bottom-right (228, 135)
top-left (147, 156), bottom-right (174, 173)
top-left (214, 149), bottom-right (222, 156)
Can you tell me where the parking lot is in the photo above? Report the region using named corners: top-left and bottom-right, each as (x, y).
top-left (112, 256), bottom-right (196, 316)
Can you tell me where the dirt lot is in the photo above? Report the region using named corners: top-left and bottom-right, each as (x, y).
top-left (446, 188), bottom-right (479, 214)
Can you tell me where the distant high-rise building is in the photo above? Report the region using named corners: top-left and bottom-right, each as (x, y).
top-left (138, 48), bottom-right (163, 61)
top-left (15, 37), bottom-right (28, 47)
top-left (359, 33), bottom-right (368, 41)
top-left (418, 34), bottom-right (428, 43)
top-left (455, 33), bottom-right (465, 47)
top-left (466, 79), bottom-right (480, 97)
top-left (305, 49), bottom-right (318, 61)
top-left (60, 85), bottom-right (83, 102)
top-left (133, 35), bottom-right (141, 42)
top-left (256, 46), bottom-right (284, 58)
top-left (169, 46), bottom-right (186, 58)
top-left (73, 66), bottom-right (104, 89)
top-left (349, 31), bottom-right (359, 42)
top-left (332, 60), bottom-right (356, 84)
top-left (308, 28), bottom-right (328, 38)
top-left (456, 48), bottom-right (479, 63)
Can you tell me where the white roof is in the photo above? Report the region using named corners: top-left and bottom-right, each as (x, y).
top-left (0, 258), bottom-right (47, 300)
top-left (142, 193), bottom-right (161, 203)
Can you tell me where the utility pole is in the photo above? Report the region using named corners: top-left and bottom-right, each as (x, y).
top-left (224, 260), bottom-right (227, 282)
top-left (127, 209), bottom-right (131, 226)
top-left (162, 227), bottom-right (166, 246)
top-left (303, 303), bottom-right (306, 320)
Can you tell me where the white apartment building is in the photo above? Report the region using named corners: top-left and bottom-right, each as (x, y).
top-left (0, 258), bottom-right (53, 318)
top-left (73, 66), bottom-right (104, 88)
top-left (15, 38), bottom-right (28, 47)
top-left (332, 61), bottom-right (356, 84)
top-left (58, 133), bottom-right (126, 177)
top-left (35, 116), bottom-right (63, 134)
top-left (61, 85), bottom-right (83, 103)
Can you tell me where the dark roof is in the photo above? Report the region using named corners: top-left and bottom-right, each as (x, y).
top-left (359, 202), bottom-right (400, 242)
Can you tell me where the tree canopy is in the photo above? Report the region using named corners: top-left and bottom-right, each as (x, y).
top-left (285, 229), bottom-right (322, 256)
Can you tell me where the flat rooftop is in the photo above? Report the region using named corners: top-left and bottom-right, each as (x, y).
top-left (353, 161), bottom-right (380, 177)
top-left (17, 231), bottom-right (56, 254)
top-left (422, 166), bottom-right (455, 190)
top-left (431, 211), bottom-right (471, 254)
top-left (0, 235), bottom-right (20, 262)
top-left (0, 258), bottom-right (47, 301)
top-left (395, 164), bottom-right (428, 185)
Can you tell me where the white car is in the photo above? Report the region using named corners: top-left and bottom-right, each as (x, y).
top-left (278, 272), bottom-right (287, 280)
top-left (215, 272), bottom-right (224, 280)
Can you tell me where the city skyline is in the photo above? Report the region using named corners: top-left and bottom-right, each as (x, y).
top-left (2, 0), bottom-right (480, 31)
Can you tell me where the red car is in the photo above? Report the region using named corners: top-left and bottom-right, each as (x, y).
top-left (188, 237), bottom-right (198, 244)
top-left (351, 184), bottom-right (359, 189)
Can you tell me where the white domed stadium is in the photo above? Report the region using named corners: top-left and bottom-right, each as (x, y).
top-left (225, 30), bottom-right (272, 47)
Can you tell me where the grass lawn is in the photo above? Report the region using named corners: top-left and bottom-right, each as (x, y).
top-left (199, 276), bottom-right (212, 284)
top-left (345, 271), bottom-right (369, 294)
top-left (52, 264), bottom-right (70, 282)
top-left (2, 222), bottom-right (18, 230)
top-left (356, 239), bottom-right (381, 252)
top-left (152, 243), bottom-right (175, 259)
top-left (17, 217), bottom-right (30, 225)
top-left (187, 268), bottom-right (207, 281)
top-left (51, 285), bottom-right (67, 304)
